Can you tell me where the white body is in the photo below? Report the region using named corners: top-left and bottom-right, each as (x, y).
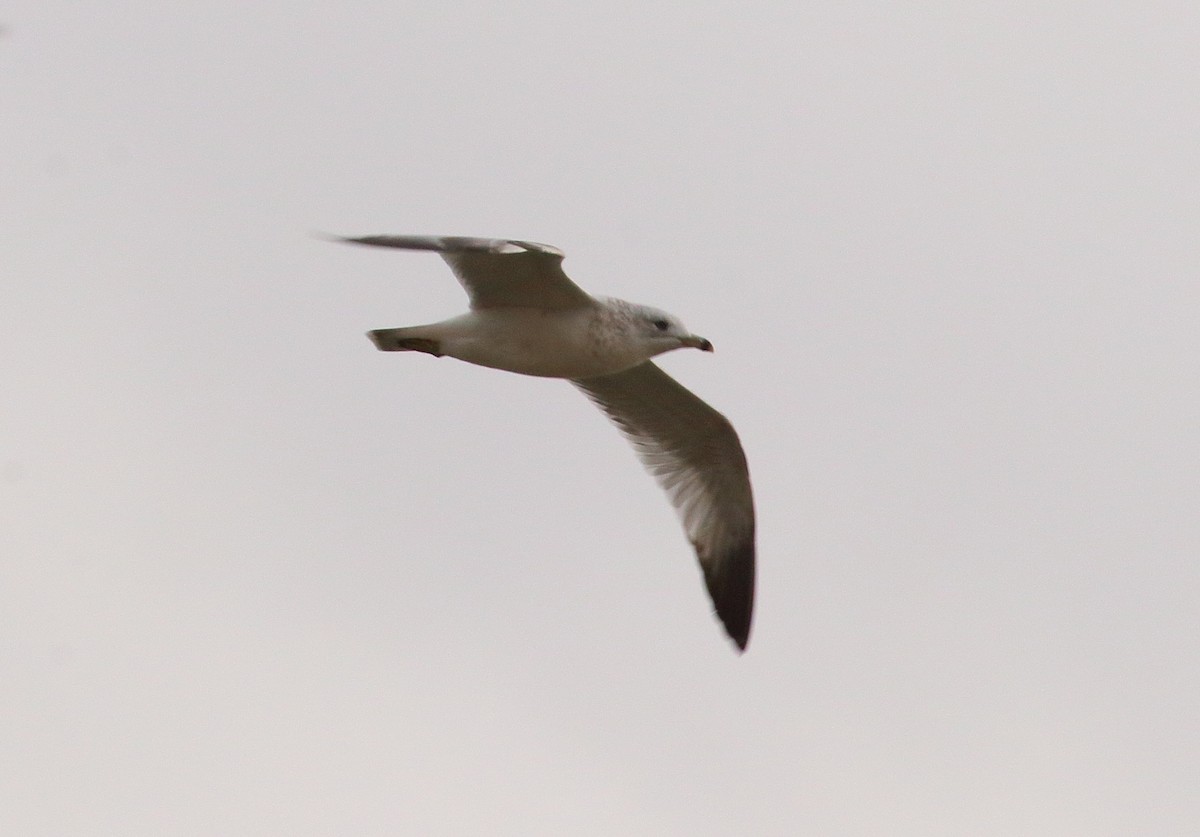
top-left (389, 300), bottom-right (675, 380)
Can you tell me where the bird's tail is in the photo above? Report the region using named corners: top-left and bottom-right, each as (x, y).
top-left (367, 327), bottom-right (443, 356)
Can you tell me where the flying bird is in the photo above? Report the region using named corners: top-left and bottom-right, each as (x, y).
top-left (332, 234), bottom-right (756, 650)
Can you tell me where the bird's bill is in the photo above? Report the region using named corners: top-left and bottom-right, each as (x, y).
top-left (682, 335), bottom-right (714, 352)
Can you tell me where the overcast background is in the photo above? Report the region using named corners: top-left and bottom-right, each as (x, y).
top-left (3, 3), bottom-right (1198, 834)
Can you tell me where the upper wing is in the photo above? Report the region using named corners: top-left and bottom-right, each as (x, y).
top-left (572, 361), bottom-right (756, 651)
top-left (329, 234), bottom-right (593, 310)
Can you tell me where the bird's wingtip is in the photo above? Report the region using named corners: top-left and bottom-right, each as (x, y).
top-left (726, 620), bottom-right (752, 653)
top-left (700, 540), bottom-right (755, 653)
top-left (312, 230), bottom-right (350, 244)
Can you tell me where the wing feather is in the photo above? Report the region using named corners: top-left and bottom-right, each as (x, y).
top-left (328, 234), bottom-right (592, 310)
top-left (573, 361), bottom-right (756, 650)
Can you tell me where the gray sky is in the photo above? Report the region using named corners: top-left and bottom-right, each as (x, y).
top-left (3, 3), bottom-right (1198, 834)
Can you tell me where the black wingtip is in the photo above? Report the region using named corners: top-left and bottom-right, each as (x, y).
top-left (315, 231), bottom-right (386, 252)
top-left (700, 540), bottom-right (756, 652)
top-left (314, 231), bottom-right (388, 248)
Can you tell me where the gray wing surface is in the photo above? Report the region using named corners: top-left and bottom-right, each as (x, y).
top-left (573, 361), bottom-right (756, 650)
top-left (330, 234), bottom-right (593, 310)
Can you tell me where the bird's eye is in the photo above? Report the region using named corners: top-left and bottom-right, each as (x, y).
top-left (652, 319), bottom-right (669, 332)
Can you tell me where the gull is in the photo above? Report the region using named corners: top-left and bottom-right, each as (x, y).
top-left (332, 234), bottom-right (756, 651)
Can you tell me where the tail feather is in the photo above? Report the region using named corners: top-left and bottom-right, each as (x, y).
top-left (367, 328), bottom-right (443, 356)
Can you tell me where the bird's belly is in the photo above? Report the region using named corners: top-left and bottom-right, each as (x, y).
top-left (441, 308), bottom-right (636, 379)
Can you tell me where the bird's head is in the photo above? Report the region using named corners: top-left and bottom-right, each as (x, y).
top-left (631, 304), bottom-right (713, 356)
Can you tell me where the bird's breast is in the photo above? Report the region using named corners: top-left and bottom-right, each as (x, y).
top-left (439, 308), bottom-right (641, 379)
